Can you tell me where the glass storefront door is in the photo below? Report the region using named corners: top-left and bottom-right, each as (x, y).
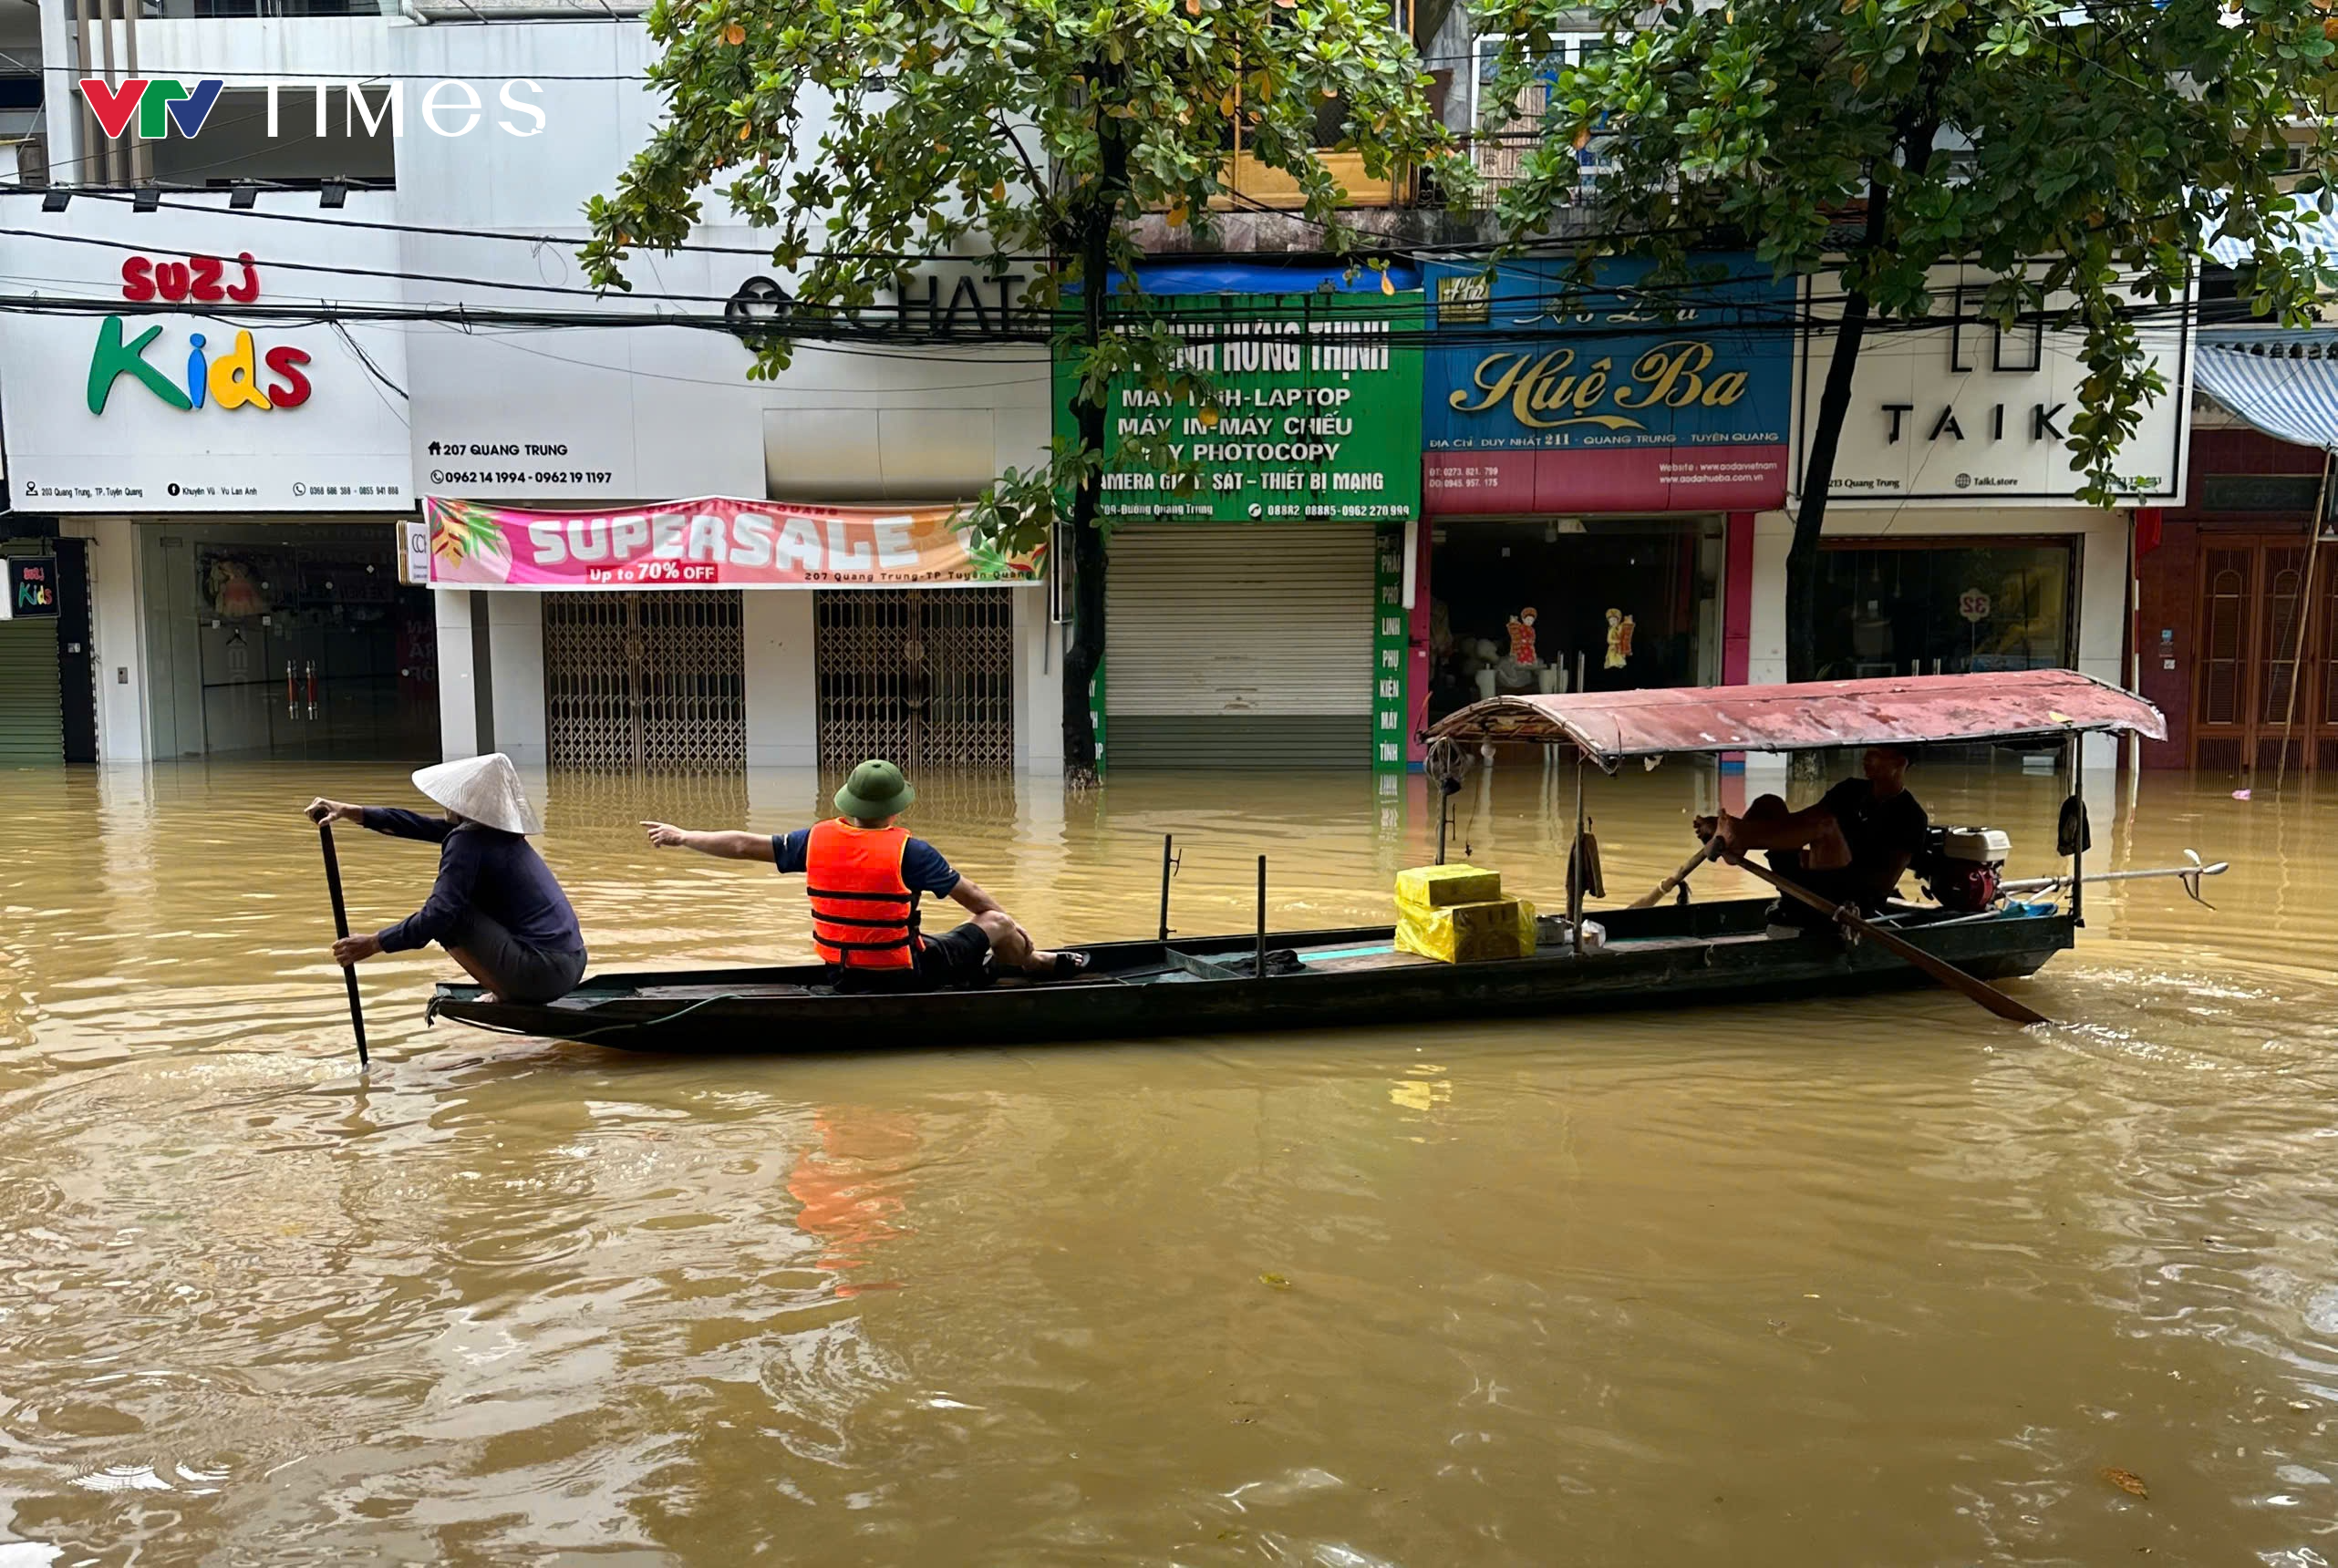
top-left (144, 522), bottom-right (439, 760)
top-left (1425, 517), bottom-right (1723, 725)
top-left (1812, 537), bottom-right (2077, 681)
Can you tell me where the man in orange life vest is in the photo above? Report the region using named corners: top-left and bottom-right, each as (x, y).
top-left (642, 758), bottom-right (1086, 990)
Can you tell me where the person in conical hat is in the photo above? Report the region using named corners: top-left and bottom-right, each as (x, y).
top-left (641, 758), bottom-right (1087, 993)
top-left (305, 753), bottom-right (587, 1005)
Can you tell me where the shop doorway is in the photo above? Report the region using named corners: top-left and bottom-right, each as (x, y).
top-left (142, 523), bottom-right (439, 760)
top-left (2191, 536), bottom-right (2338, 776)
top-left (1427, 518), bottom-right (1719, 727)
top-left (1812, 538), bottom-right (2076, 680)
top-left (813, 589), bottom-right (1014, 769)
top-left (543, 591), bottom-right (745, 771)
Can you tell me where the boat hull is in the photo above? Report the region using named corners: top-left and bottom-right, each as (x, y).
top-left (427, 898), bottom-right (2074, 1053)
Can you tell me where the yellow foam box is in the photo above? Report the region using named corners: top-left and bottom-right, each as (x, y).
top-left (1395, 896), bottom-right (1537, 964)
top-left (1394, 863), bottom-right (1504, 908)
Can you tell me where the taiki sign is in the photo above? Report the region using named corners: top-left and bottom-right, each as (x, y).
top-left (78, 77), bottom-right (546, 139)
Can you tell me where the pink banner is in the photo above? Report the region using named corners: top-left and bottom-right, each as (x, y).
top-left (1422, 445), bottom-right (1788, 516)
top-left (423, 497), bottom-right (1042, 589)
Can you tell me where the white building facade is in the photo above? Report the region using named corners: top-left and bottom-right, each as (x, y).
top-left (10, 8), bottom-right (1060, 774)
top-left (1758, 269), bottom-right (2192, 769)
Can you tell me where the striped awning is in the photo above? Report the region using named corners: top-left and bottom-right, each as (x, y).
top-left (2203, 207), bottom-right (2338, 266)
top-left (2193, 328), bottom-right (2338, 453)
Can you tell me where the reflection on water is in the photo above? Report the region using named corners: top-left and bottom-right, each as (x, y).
top-left (2, 756), bottom-right (2336, 1564)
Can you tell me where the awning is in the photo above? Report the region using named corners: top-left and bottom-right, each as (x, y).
top-left (2191, 328), bottom-right (2338, 454)
top-left (2203, 208), bottom-right (2338, 267)
top-left (1426, 669), bottom-right (2166, 769)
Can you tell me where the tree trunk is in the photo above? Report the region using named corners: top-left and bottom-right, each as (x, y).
top-left (1058, 219), bottom-right (1109, 779)
top-left (1785, 120), bottom-right (1922, 684)
top-left (1785, 288), bottom-right (1870, 683)
top-left (1058, 80), bottom-right (1129, 786)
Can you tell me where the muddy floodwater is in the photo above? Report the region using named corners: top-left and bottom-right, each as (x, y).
top-left (1, 757), bottom-right (2334, 1566)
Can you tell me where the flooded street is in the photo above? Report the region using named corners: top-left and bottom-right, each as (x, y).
top-left (2, 757), bottom-right (2334, 1566)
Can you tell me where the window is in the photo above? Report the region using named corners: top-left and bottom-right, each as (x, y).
top-left (1814, 540), bottom-right (2076, 680)
top-left (1468, 32), bottom-right (1615, 200)
top-left (145, 88), bottom-right (396, 188)
top-left (1217, 0), bottom-right (1417, 210)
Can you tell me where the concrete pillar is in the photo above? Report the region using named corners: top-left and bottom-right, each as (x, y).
top-left (1747, 511), bottom-right (1794, 686)
top-left (741, 590), bottom-right (818, 768)
top-left (63, 515), bottom-right (147, 766)
top-left (433, 588), bottom-right (481, 761)
top-left (1013, 589), bottom-right (1063, 776)
top-left (484, 591), bottom-right (546, 764)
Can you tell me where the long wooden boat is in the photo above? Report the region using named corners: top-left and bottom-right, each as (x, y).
top-left (429, 897), bottom-right (2074, 1051)
top-left (426, 669), bottom-right (2167, 1052)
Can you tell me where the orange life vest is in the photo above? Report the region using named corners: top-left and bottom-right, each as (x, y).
top-left (805, 818), bottom-right (920, 970)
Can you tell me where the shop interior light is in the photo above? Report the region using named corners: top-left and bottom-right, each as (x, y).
top-left (1557, 517), bottom-right (1587, 535)
top-left (1544, 523), bottom-right (1558, 543)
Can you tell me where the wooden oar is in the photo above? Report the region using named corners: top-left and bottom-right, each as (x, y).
top-left (1732, 857), bottom-right (2049, 1026)
top-left (1629, 839), bottom-right (1721, 909)
top-left (313, 818), bottom-right (370, 1068)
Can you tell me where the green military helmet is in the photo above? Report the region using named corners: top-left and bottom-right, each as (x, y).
top-left (834, 758), bottom-right (916, 820)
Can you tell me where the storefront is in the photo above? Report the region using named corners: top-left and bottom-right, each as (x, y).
top-left (2136, 348), bottom-right (2338, 774)
top-left (0, 542), bottom-right (68, 765)
top-left (1419, 255), bottom-right (1795, 728)
top-left (0, 198), bottom-right (419, 764)
top-left (1809, 535), bottom-right (2076, 679)
top-left (1780, 264), bottom-right (2191, 771)
top-left (139, 521), bottom-right (437, 760)
top-left (407, 248), bottom-right (1061, 773)
top-left (423, 498), bottom-right (1043, 772)
top-left (1068, 277), bottom-right (1425, 770)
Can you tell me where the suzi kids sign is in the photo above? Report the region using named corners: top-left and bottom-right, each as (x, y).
top-left (79, 77), bottom-right (547, 139)
top-left (89, 253), bottom-right (313, 415)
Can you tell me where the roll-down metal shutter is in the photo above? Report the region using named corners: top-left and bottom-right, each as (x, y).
top-left (1105, 522), bottom-right (1374, 769)
top-left (0, 620), bottom-right (61, 765)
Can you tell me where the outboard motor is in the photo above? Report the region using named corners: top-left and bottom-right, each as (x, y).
top-left (1918, 826), bottom-right (2009, 913)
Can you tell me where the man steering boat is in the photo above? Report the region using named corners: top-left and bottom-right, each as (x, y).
top-left (1696, 745), bottom-right (1929, 933)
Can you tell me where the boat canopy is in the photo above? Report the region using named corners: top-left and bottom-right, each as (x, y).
top-left (1426, 670), bottom-right (2167, 770)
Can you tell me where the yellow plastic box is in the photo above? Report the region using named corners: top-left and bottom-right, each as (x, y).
top-left (1393, 863), bottom-right (1503, 908)
top-left (1394, 896), bottom-right (1538, 964)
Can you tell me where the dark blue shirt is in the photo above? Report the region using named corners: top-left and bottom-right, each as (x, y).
top-left (365, 808), bottom-right (585, 955)
top-left (771, 828), bottom-right (960, 897)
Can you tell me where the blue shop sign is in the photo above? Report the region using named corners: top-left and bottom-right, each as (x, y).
top-left (1422, 254), bottom-right (1795, 514)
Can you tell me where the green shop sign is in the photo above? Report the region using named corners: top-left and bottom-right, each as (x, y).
top-left (1055, 291), bottom-right (1425, 523)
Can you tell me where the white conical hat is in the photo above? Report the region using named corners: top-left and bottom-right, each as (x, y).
top-left (410, 752), bottom-right (543, 836)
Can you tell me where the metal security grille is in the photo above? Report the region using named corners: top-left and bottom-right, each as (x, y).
top-left (814, 589), bottom-right (1014, 769)
top-left (543, 591), bottom-right (744, 771)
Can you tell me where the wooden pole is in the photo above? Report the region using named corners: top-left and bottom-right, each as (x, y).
top-left (2067, 736), bottom-right (2085, 926)
top-left (1254, 855), bottom-right (1267, 980)
top-left (1732, 857), bottom-right (2050, 1026)
top-left (315, 820), bottom-right (368, 1068)
top-left (1157, 832), bottom-right (1174, 944)
top-left (2276, 451), bottom-right (2332, 793)
top-left (1567, 754), bottom-right (1586, 956)
top-left (1631, 839), bottom-right (1721, 909)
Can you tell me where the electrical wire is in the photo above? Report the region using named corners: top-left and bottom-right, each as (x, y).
top-left (0, 211), bottom-right (2232, 344)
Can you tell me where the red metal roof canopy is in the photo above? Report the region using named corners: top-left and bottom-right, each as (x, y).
top-left (1426, 670), bottom-right (2167, 769)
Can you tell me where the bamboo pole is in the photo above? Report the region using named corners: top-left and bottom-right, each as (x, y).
top-left (2275, 451), bottom-right (2333, 793)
